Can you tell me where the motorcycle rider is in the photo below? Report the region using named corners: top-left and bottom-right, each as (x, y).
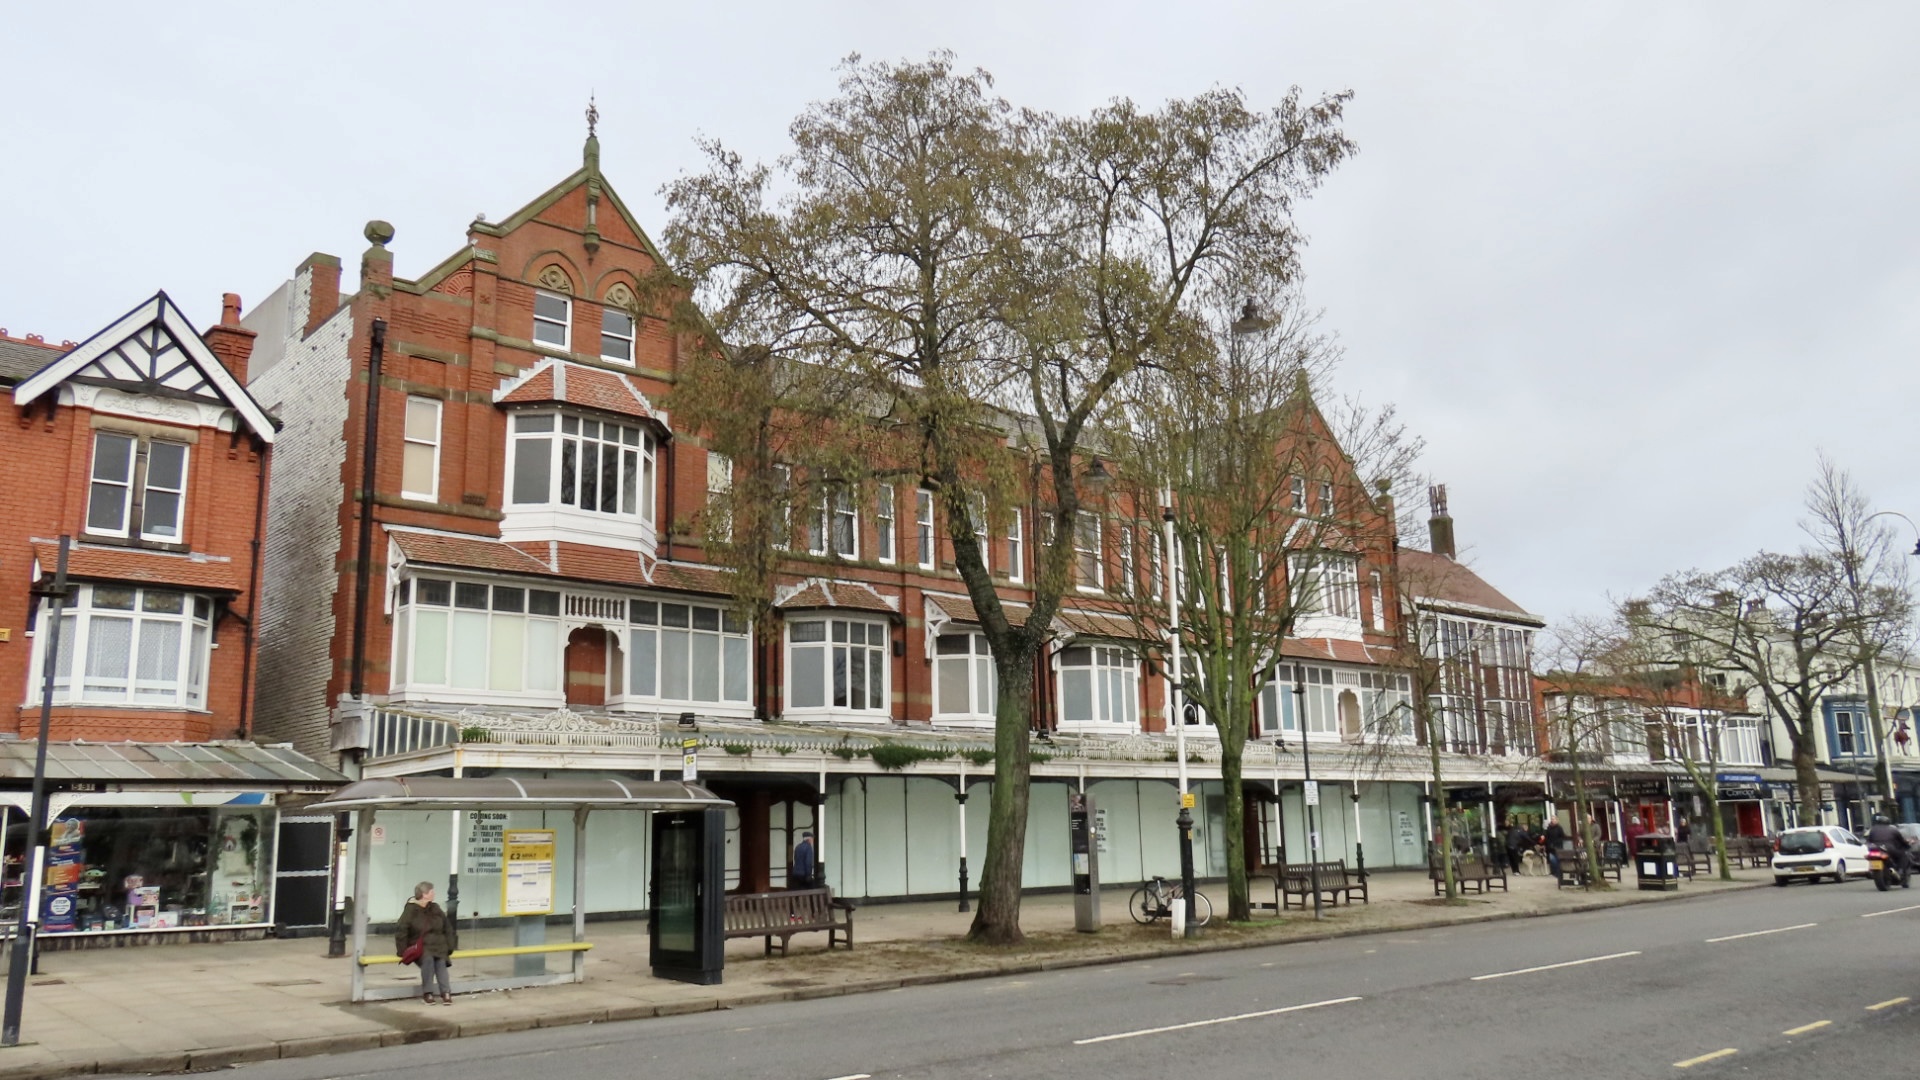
top-left (1864, 814), bottom-right (1913, 888)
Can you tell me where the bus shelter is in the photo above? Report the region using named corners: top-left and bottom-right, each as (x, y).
top-left (308, 777), bottom-right (731, 1002)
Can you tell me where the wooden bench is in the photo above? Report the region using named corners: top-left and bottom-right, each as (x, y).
top-left (1726, 836), bottom-right (1773, 869)
top-left (1554, 847), bottom-right (1624, 887)
top-left (1429, 855), bottom-right (1507, 895)
top-left (722, 888), bottom-right (855, 956)
top-left (1679, 841), bottom-right (1713, 879)
top-left (1275, 861), bottom-right (1367, 910)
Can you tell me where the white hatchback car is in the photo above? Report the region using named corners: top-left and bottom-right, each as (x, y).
top-left (1771, 825), bottom-right (1870, 885)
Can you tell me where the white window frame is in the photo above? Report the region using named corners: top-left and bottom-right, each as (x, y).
top-left (533, 289), bottom-right (571, 351)
top-left (600, 306), bottom-right (635, 364)
top-left (31, 585), bottom-right (214, 709)
top-left (86, 431), bottom-right (191, 544)
top-left (1290, 476), bottom-right (1307, 513)
top-left (1007, 508), bottom-right (1023, 583)
top-left (505, 411), bottom-right (657, 523)
top-left (706, 451), bottom-right (732, 542)
top-left (391, 577), bottom-right (566, 698)
top-left (785, 617), bottom-right (891, 719)
top-left (1318, 480), bottom-right (1335, 517)
top-left (1074, 511), bottom-right (1103, 592)
top-left (833, 489), bottom-right (858, 559)
top-left (1114, 524), bottom-right (1135, 597)
top-left (626, 598), bottom-right (753, 707)
top-left (970, 494), bottom-right (991, 573)
top-left (916, 489), bottom-right (936, 569)
top-left (401, 396), bottom-right (442, 502)
top-left (933, 632), bottom-right (996, 723)
top-left (773, 465), bottom-right (793, 550)
top-left (1057, 644), bottom-right (1139, 729)
top-left (875, 484), bottom-right (896, 564)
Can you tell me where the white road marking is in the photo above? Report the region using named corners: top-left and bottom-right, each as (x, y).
top-left (1782, 1020), bottom-right (1830, 1036)
top-left (1674, 1048), bottom-right (1737, 1069)
top-left (1866, 996), bottom-right (1909, 1011)
top-left (1470, 951), bottom-right (1641, 981)
top-left (1861, 904), bottom-right (1920, 918)
top-left (1705, 922), bottom-right (1816, 943)
top-left (823, 1074), bottom-right (872, 1080)
top-left (1073, 996), bottom-right (1362, 1044)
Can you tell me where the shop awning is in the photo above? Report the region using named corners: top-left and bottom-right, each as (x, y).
top-left (310, 776), bottom-right (733, 812)
top-left (0, 741), bottom-right (346, 788)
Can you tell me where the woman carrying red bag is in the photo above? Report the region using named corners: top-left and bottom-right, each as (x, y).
top-left (396, 881), bottom-right (454, 1004)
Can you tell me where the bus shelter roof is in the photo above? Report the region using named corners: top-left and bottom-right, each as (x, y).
top-left (310, 776), bottom-right (732, 812)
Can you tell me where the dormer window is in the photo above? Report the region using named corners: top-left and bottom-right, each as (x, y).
top-left (533, 290), bottom-right (571, 350)
top-left (507, 412), bottom-right (655, 524)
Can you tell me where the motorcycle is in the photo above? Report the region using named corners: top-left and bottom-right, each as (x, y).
top-left (1867, 845), bottom-right (1913, 892)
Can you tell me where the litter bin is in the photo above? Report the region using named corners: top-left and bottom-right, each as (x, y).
top-left (1635, 833), bottom-right (1680, 892)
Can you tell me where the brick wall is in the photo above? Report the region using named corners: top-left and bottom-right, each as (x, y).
top-left (248, 297), bottom-right (355, 761)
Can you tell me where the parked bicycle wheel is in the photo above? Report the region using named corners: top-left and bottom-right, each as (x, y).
top-left (1129, 885), bottom-right (1159, 924)
top-left (1187, 890), bottom-right (1213, 927)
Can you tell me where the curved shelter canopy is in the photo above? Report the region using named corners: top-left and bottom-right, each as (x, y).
top-left (313, 776), bottom-right (731, 813)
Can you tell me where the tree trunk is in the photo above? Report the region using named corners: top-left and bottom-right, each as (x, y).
top-left (1792, 737), bottom-right (1823, 828)
top-left (1221, 745), bottom-right (1249, 921)
top-left (1429, 734), bottom-right (1455, 900)
top-left (1706, 792), bottom-right (1732, 882)
top-left (967, 661), bottom-right (1036, 945)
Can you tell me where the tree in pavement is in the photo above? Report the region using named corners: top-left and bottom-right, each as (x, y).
top-left (1535, 616), bottom-right (1632, 891)
top-left (1629, 551), bottom-right (1911, 824)
top-left (660, 53), bottom-right (1357, 943)
top-left (1101, 289), bottom-right (1384, 921)
top-left (1801, 452), bottom-right (1917, 814)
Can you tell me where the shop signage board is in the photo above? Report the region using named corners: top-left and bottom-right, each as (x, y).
top-left (1617, 778), bottom-right (1670, 798)
top-left (502, 829), bottom-right (556, 916)
top-left (465, 811), bottom-right (508, 879)
top-left (682, 738), bottom-right (698, 782)
top-left (42, 818), bottom-right (84, 933)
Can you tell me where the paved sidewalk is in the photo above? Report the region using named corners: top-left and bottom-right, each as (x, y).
top-left (0, 867), bottom-right (1768, 1079)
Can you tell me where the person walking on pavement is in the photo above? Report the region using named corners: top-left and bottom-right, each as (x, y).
top-left (397, 881), bottom-right (454, 1005)
top-left (789, 830), bottom-right (816, 890)
top-left (1504, 822), bottom-right (1528, 874)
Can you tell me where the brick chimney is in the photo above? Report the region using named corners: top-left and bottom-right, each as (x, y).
top-left (1427, 483), bottom-right (1455, 559)
top-left (202, 293), bottom-right (257, 383)
top-left (297, 252), bottom-right (342, 336)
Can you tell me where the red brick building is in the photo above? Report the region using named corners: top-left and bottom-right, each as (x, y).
top-left (0, 295), bottom-right (274, 742)
top-left (0, 297), bottom-right (344, 939)
top-left (242, 131), bottom-right (1534, 905)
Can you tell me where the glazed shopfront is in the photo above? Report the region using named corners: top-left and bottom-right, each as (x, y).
top-left (0, 742), bottom-right (344, 945)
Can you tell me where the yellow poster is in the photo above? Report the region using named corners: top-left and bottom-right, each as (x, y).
top-left (502, 829), bottom-right (556, 916)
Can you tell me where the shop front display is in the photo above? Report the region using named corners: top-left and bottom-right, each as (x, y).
top-left (4, 805), bottom-right (274, 933)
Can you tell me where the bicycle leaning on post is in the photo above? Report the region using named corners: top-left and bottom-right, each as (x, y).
top-left (1129, 875), bottom-right (1212, 927)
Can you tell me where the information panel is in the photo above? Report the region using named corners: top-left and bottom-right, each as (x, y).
top-left (502, 829), bottom-right (556, 916)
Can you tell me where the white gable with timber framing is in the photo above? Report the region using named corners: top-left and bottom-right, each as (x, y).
top-left (12, 292), bottom-right (277, 442)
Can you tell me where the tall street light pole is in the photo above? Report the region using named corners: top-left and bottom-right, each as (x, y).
top-left (1290, 683), bottom-right (1324, 920)
top-left (3, 536), bottom-right (69, 1047)
top-left (1162, 499), bottom-right (1197, 938)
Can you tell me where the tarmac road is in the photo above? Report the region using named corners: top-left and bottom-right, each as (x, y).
top-left (144, 880), bottom-right (1920, 1080)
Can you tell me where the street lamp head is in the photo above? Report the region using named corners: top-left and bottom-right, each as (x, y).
top-left (1230, 297), bottom-right (1269, 336)
top-left (1082, 456), bottom-right (1111, 491)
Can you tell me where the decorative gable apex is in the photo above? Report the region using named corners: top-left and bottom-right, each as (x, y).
top-left (12, 292), bottom-right (277, 442)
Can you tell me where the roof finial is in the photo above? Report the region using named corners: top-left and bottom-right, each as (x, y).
top-left (586, 93), bottom-right (599, 138)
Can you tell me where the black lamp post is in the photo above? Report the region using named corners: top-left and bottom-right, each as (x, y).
top-left (3, 536), bottom-right (69, 1047)
top-left (1284, 681), bottom-right (1323, 921)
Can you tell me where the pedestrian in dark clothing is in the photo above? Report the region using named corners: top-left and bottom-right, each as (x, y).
top-left (1544, 820), bottom-right (1567, 879)
top-left (1504, 824), bottom-right (1528, 873)
top-left (396, 881), bottom-right (454, 1005)
top-left (789, 830), bottom-right (816, 890)
top-left (1676, 818), bottom-right (1692, 846)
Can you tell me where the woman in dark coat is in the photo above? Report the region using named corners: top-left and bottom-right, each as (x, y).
top-left (396, 881), bottom-right (454, 1004)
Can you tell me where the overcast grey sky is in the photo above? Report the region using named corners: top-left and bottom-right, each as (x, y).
top-left (5, 3), bottom-right (1915, 627)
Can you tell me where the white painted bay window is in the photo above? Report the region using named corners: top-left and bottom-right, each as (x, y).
top-left (35, 585), bottom-right (213, 709)
top-left (507, 412), bottom-right (657, 525)
top-left (629, 600), bottom-right (751, 705)
top-left (1058, 645), bottom-right (1138, 728)
top-left (786, 617), bottom-right (889, 717)
top-left (933, 632), bottom-right (996, 722)
top-left (393, 578), bottom-right (563, 694)
top-left (1259, 662), bottom-right (1337, 736)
